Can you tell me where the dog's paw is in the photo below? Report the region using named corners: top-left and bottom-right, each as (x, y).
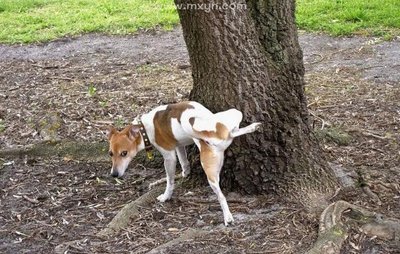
top-left (224, 213), bottom-right (234, 226)
top-left (157, 194), bottom-right (170, 202)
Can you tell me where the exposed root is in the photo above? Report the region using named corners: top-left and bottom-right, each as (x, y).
top-left (362, 186), bottom-right (382, 205)
top-left (147, 228), bottom-right (208, 254)
top-left (97, 185), bottom-right (164, 237)
top-left (329, 163), bottom-right (356, 189)
top-left (0, 140), bottom-right (108, 161)
top-left (0, 140), bottom-right (164, 167)
top-left (307, 200), bottom-right (400, 254)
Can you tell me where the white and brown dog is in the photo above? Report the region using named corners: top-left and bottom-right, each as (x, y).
top-left (107, 101), bottom-right (261, 225)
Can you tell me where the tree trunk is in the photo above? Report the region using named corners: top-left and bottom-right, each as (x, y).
top-left (175, 0), bottom-right (338, 201)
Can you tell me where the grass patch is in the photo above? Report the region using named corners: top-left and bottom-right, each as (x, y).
top-left (296, 0), bottom-right (400, 37)
top-left (315, 126), bottom-right (352, 146)
top-left (0, 0), bottom-right (178, 43)
top-left (0, 119), bottom-right (5, 132)
top-left (0, 0), bottom-right (399, 43)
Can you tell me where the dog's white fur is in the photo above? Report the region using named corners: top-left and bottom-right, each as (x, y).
top-left (108, 101), bottom-right (261, 225)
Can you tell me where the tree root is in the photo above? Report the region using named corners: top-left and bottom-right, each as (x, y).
top-left (0, 140), bottom-right (163, 167)
top-left (97, 185), bottom-right (164, 237)
top-left (362, 186), bottom-right (382, 205)
top-left (329, 163), bottom-right (356, 189)
top-left (307, 200), bottom-right (400, 254)
top-left (147, 228), bottom-right (208, 254)
top-left (0, 140), bottom-right (108, 161)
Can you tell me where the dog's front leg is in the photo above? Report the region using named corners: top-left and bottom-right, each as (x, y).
top-left (157, 151), bottom-right (177, 202)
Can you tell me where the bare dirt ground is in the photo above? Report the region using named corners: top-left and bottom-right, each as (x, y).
top-left (0, 29), bottom-right (399, 253)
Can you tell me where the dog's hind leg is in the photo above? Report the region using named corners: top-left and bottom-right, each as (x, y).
top-left (176, 146), bottom-right (190, 178)
top-left (199, 140), bottom-right (233, 226)
top-left (157, 151), bottom-right (177, 202)
top-left (230, 122), bottom-right (262, 138)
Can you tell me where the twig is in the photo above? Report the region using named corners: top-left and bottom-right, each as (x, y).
top-left (360, 65), bottom-right (385, 71)
top-left (346, 127), bottom-right (388, 140)
top-left (309, 110), bottom-right (330, 130)
top-left (23, 195), bottom-right (40, 204)
top-left (308, 53), bottom-right (325, 64)
top-left (54, 239), bottom-right (86, 254)
top-left (149, 174), bottom-right (182, 190)
top-left (91, 120), bottom-right (114, 125)
top-left (32, 62), bottom-right (69, 69)
top-left (49, 76), bottom-right (74, 81)
top-left (148, 178), bottom-right (167, 189)
top-left (328, 187), bottom-right (341, 201)
top-left (0, 85), bottom-right (22, 92)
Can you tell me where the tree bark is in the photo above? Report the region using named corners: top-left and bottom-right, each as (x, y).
top-left (175, 0), bottom-right (338, 200)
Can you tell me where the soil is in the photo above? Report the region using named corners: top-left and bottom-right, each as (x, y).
top-left (0, 28), bottom-right (399, 253)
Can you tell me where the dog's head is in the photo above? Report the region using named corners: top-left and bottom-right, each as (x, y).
top-left (107, 125), bottom-right (141, 178)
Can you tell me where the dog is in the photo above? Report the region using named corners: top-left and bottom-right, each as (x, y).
top-left (107, 101), bottom-right (261, 225)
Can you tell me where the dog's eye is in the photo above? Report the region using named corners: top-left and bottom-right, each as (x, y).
top-left (120, 151), bottom-right (128, 157)
top-left (108, 151), bottom-right (113, 157)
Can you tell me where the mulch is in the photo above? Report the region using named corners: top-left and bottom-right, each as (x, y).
top-left (0, 31), bottom-right (399, 253)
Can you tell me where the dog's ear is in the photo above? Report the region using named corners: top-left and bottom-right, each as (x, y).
top-left (128, 125), bottom-right (141, 139)
top-left (107, 127), bottom-right (117, 140)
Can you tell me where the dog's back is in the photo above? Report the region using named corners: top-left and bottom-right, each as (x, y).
top-left (179, 102), bottom-right (243, 144)
top-left (141, 101), bottom-right (246, 150)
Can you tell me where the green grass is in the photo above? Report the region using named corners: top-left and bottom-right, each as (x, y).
top-left (0, 0), bottom-right (399, 44)
top-left (296, 0), bottom-right (400, 38)
top-left (0, 0), bottom-right (178, 43)
top-left (315, 126), bottom-right (352, 146)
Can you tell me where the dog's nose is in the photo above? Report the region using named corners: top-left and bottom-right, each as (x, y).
top-left (111, 171), bottom-right (119, 178)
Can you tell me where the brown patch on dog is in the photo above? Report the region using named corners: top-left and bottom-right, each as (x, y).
top-left (167, 102), bottom-right (194, 123)
top-left (190, 120), bottom-right (230, 140)
top-left (189, 117), bottom-right (195, 126)
top-left (199, 140), bottom-right (221, 183)
top-left (154, 102), bottom-right (194, 150)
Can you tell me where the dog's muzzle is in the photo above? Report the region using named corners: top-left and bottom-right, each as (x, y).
top-left (110, 170), bottom-right (119, 178)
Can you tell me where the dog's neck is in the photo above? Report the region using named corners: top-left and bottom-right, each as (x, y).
top-left (132, 118), bottom-right (150, 153)
top-left (135, 129), bottom-right (146, 152)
